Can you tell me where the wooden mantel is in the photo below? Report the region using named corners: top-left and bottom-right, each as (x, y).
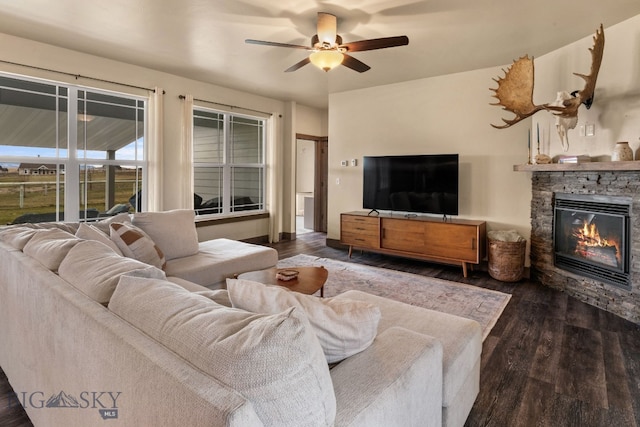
top-left (513, 161), bottom-right (640, 172)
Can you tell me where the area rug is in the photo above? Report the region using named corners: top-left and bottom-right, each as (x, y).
top-left (277, 254), bottom-right (511, 341)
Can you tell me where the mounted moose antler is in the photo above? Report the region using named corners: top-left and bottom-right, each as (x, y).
top-left (490, 55), bottom-right (546, 128)
top-left (490, 24), bottom-right (605, 148)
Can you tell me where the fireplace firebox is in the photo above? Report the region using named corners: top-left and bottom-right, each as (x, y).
top-left (553, 193), bottom-right (631, 289)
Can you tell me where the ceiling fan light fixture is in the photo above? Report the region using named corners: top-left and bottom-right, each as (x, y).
top-left (309, 50), bottom-right (344, 72)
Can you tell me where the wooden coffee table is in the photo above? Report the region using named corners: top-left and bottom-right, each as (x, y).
top-left (236, 266), bottom-right (328, 297)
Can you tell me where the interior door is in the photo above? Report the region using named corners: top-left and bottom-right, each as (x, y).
top-left (314, 138), bottom-right (328, 232)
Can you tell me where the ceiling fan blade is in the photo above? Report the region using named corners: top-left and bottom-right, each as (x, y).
top-left (317, 12), bottom-right (337, 45)
top-left (341, 54), bottom-right (371, 73)
top-left (340, 36), bottom-right (409, 52)
top-left (245, 39), bottom-right (311, 50)
top-left (284, 57), bottom-right (311, 72)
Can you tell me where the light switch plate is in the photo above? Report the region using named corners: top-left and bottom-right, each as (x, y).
top-left (585, 123), bottom-right (595, 136)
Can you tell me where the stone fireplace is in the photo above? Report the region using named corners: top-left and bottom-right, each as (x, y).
top-left (526, 167), bottom-right (640, 324)
top-left (553, 193), bottom-right (631, 289)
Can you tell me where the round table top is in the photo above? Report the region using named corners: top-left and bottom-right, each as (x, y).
top-left (236, 266), bottom-right (328, 296)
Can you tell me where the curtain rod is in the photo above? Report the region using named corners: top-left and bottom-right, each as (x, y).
top-left (0, 59), bottom-right (161, 93)
top-left (179, 94), bottom-right (272, 116)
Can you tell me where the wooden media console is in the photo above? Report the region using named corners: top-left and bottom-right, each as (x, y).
top-left (340, 211), bottom-right (486, 277)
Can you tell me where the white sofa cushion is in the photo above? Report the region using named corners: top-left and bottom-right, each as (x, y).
top-left (0, 226), bottom-right (39, 250)
top-left (58, 240), bottom-right (166, 304)
top-left (22, 228), bottom-right (82, 271)
top-left (110, 222), bottom-right (166, 270)
top-left (132, 209), bottom-right (199, 261)
top-left (109, 276), bottom-right (336, 427)
top-left (164, 238), bottom-right (278, 287)
top-left (335, 290), bottom-right (482, 410)
top-left (195, 289), bottom-right (233, 307)
top-left (227, 278), bottom-right (381, 363)
top-left (75, 222), bottom-right (123, 256)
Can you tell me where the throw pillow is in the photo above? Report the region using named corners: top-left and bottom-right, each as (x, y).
top-left (75, 222), bottom-right (123, 256)
top-left (91, 212), bottom-right (132, 234)
top-left (109, 276), bottom-right (336, 427)
top-left (58, 240), bottom-right (166, 304)
top-left (132, 209), bottom-right (199, 261)
top-left (227, 278), bottom-right (381, 364)
top-left (110, 222), bottom-right (166, 270)
top-left (22, 228), bottom-right (82, 271)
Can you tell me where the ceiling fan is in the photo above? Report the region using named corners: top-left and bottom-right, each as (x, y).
top-left (245, 12), bottom-right (409, 73)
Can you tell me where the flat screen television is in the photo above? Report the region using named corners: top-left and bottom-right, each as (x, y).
top-left (363, 154), bottom-right (459, 216)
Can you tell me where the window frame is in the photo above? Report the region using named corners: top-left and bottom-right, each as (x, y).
top-left (192, 106), bottom-right (267, 219)
top-left (0, 72), bottom-right (148, 223)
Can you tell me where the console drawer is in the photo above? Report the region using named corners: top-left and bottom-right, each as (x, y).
top-left (341, 214), bottom-right (380, 249)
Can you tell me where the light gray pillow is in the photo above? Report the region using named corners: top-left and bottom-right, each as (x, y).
top-left (132, 209), bottom-right (199, 261)
top-left (109, 276), bottom-right (336, 427)
top-left (22, 228), bottom-right (82, 271)
top-left (227, 278), bottom-right (381, 363)
top-left (91, 212), bottom-right (132, 234)
top-left (75, 222), bottom-right (123, 256)
top-left (58, 240), bottom-right (166, 304)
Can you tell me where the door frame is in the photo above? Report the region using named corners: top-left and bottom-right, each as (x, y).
top-left (296, 133), bottom-right (328, 233)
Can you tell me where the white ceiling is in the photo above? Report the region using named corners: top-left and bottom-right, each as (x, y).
top-left (0, 0), bottom-right (639, 109)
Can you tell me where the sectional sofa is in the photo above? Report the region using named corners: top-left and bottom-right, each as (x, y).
top-left (0, 209), bottom-right (481, 426)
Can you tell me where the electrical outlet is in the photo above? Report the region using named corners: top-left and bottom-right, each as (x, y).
top-left (340, 160), bottom-right (348, 167)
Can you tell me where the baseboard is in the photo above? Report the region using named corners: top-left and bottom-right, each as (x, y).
top-left (325, 238), bottom-right (347, 250)
top-left (281, 232), bottom-right (295, 241)
top-left (240, 235), bottom-right (270, 244)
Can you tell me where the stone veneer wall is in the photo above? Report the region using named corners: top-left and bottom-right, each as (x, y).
top-left (530, 170), bottom-right (640, 324)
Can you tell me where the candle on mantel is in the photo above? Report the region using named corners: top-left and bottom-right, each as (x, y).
top-left (527, 128), bottom-right (532, 164)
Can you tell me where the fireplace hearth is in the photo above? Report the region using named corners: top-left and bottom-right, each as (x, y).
top-left (527, 168), bottom-right (640, 324)
top-left (553, 193), bottom-right (631, 289)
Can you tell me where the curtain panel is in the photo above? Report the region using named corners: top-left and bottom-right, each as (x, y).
top-left (147, 87), bottom-right (164, 211)
top-left (268, 112), bottom-right (281, 243)
top-left (181, 95), bottom-right (195, 208)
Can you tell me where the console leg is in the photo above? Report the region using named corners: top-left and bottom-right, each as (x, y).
top-left (462, 262), bottom-right (468, 278)
top-left (348, 245), bottom-right (353, 258)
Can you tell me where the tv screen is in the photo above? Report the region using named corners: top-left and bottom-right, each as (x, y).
top-left (363, 154), bottom-right (459, 216)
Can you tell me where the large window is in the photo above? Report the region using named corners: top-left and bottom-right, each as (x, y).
top-left (0, 74), bottom-right (146, 225)
top-left (193, 108), bottom-right (265, 216)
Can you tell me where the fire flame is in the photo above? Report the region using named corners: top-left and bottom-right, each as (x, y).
top-left (581, 222), bottom-right (607, 246)
top-left (572, 220), bottom-right (621, 266)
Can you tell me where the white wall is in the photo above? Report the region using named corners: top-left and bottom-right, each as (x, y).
top-left (328, 69), bottom-right (532, 240)
top-left (534, 15), bottom-right (640, 159)
top-left (327, 15), bottom-right (640, 265)
top-left (296, 103), bottom-right (328, 136)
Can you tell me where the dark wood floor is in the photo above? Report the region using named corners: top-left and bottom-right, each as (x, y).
top-left (2, 231), bottom-right (639, 426)
top-left (272, 232), bottom-right (640, 427)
